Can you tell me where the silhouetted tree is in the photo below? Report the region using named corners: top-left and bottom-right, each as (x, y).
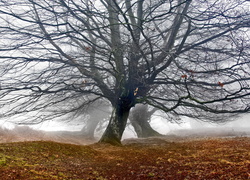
top-left (0, 0), bottom-right (250, 145)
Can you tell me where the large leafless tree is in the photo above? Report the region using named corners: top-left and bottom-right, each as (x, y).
top-left (0, 0), bottom-right (250, 145)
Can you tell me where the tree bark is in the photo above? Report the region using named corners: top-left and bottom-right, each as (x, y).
top-left (99, 97), bottom-right (132, 145)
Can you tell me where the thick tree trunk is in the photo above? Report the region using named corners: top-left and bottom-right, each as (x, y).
top-left (130, 104), bottom-right (162, 138)
top-left (99, 98), bottom-right (132, 145)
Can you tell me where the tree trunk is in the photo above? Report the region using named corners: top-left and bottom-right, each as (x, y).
top-left (99, 97), bottom-right (132, 145)
top-left (130, 104), bottom-right (162, 138)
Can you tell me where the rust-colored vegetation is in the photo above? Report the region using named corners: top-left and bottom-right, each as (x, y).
top-left (0, 137), bottom-right (249, 179)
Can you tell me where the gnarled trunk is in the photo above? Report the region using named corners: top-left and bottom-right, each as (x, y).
top-left (99, 97), bottom-right (132, 145)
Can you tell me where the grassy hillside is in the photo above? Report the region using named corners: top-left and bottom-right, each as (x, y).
top-left (0, 137), bottom-right (249, 179)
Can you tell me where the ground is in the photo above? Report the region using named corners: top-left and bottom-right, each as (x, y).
top-left (0, 136), bottom-right (249, 179)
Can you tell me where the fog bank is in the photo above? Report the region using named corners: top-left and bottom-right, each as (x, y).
top-left (1, 114), bottom-right (249, 143)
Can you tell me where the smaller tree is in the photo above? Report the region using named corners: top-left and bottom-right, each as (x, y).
top-left (80, 99), bottom-right (110, 139)
top-left (129, 104), bottom-right (162, 138)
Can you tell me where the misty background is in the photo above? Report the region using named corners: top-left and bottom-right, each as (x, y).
top-left (1, 110), bottom-right (249, 144)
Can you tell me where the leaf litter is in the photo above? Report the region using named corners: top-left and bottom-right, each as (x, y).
top-left (0, 137), bottom-right (249, 179)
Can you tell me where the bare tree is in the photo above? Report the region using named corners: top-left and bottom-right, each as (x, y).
top-left (0, 0), bottom-right (250, 145)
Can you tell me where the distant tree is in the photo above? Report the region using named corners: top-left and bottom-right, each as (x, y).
top-left (129, 104), bottom-right (162, 138)
top-left (79, 98), bottom-right (110, 139)
top-left (0, 0), bottom-right (250, 145)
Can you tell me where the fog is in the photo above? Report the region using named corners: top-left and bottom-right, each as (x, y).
top-left (1, 111), bottom-right (249, 145)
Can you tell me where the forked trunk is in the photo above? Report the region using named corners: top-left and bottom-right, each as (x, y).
top-left (99, 99), bottom-right (131, 145)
